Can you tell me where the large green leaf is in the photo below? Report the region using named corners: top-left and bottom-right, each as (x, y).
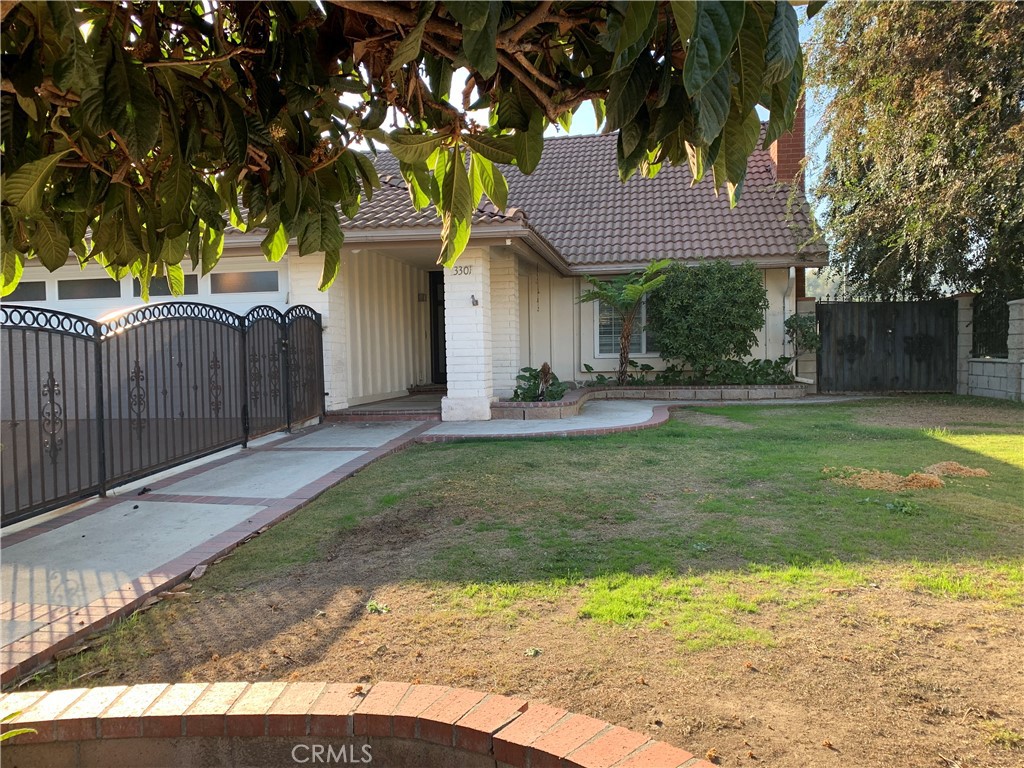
top-left (762, 51), bottom-right (802, 148)
top-left (201, 226), bottom-right (224, 275)
top-left (734, 6), bottom-right (768, 114)
top-left (318, 206), bottom-right (344, 291)
top-left (439, 147), bottom-right (474, 266)
top-left (444, 1), bottom-right (490, 31)
top-left (0, 250), bottom-right (23, 296)
top-left (319, 248), bottom-right (341, 291)
top-left (387, 131), bottom-right (446, 163)
top-left (460, 3), bottom-right (500, 78)
top-left (513, 112), bottom-right (545, 174)
top-left (389, 2), bottom-right (432, 71)
top-left (32, 217), bottom-right (71, 271)
top-left (2, 150), bottom-right (72, 215)
top-left (261, 222), bottom-right (290, 262)
top-left (221, 95), bottom-right (249, 164)
top-left (606, 52), bottom-right (657, 132)
top-left (612, 2), bottom-right (657, 66)
top-left (721, 106), bottom-right (762, 206)
top-left (670, 0), bottom-right (697, 42)
top-left (351, 150), bottom-right (380, 195)
top-left (764, 0), bottom-right (800, 86)
top-left (683, 1), bottom-right (746, 94)
top-left (470, 153), bottom-right (508, 210)
top-left (164, 262), bottom-right (185, 295)
top-left (158, 163), bottom-right (193, 227)
top-left (462, 133), bottom-right (517, 165)
top-left (694, 60), bottom-right (732, 144)
top-left (102, 44), bottom-right (161, 161)
top-left (191, 180), bottom-right (222, 228)
top-left (399, 161), bottom-right (436, 211)
top-left (160, 231), bottom-right (189, 265)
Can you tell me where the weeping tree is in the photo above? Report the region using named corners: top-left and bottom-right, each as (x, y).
top-left (810, 1), bottom-right (1024, 315)
top-left (579, 259), bottom-right (671, 385)
top-left (1, 1), bottom-right (813, 299)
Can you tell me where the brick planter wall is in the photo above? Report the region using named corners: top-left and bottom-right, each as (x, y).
top-left (492, 384), bottom-right (808, 420)
top-left (1, 682), bottom-right (714, 768)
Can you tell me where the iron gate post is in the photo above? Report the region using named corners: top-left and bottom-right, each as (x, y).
top-left (94, 323), bottom-right (107, 498)
top-left (240, 319), bottom-right (250, 448)
top-left (281, 320), bottom-right (293, 432)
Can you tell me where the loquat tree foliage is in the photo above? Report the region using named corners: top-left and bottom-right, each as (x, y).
top-left (2, 1), bottom-right (815, 298)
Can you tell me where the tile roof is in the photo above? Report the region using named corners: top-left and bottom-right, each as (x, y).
top-left (346, 176), bottom-right (527, 229)
top-left (348, 132), bottom-right (825, 270)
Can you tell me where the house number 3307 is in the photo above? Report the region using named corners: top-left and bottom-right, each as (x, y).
top-left (452, 265), bottom-right (472, 275)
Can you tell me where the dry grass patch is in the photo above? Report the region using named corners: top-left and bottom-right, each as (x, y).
top-left (824, 466), bottom-right (945, 491)
top-left (924, 460), bottom-right (991, 477)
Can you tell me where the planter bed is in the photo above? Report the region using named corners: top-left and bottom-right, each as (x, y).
top-left (492, 383), bottom-right (808, 420)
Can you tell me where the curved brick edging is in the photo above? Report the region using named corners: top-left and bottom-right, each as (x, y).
top-left (492, 384), bottom-right (807, 420)
top-left (0, 682), bottom-right (714, 768)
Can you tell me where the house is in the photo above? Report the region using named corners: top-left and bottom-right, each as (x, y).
top-left (5, 107), bottom-right (824, 421)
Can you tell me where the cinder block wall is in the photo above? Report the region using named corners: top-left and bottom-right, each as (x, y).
top-left (966, 297), bottom-right (1024, 401)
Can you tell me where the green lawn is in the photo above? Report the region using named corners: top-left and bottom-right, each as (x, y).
top-left (31, 396), bottom-right (1024, 766)
top-left (184, 396), bottom-right (1023, 651)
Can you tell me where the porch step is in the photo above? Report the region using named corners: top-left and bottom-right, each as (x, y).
top-left (407, 384), bottom-right (447, 395)
top-left (327, 409), bottom-right (441, 423)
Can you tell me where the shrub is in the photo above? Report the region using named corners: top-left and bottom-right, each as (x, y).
top-left (511, 363), bottom-right (569, 402)
top-left (646, 261), bottom-right (769, 381)
top-left (784, 313), bottom-right (821, 356)
top-left (701, 358), bottom-right (795, 385)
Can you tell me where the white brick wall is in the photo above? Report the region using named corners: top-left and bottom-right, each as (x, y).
top-left (489, 250), bottom-right (520, 397)
top-left (442, 248), bottom-right (493, 420)
top-left (287, 253), bottom-right (349, 410)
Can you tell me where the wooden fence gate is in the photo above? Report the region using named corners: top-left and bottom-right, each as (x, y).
top-left (816, 299), bottom-right (957, 393)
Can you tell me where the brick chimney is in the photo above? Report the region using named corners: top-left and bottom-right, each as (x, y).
top-left (769, 99), bottom-right (805, 188)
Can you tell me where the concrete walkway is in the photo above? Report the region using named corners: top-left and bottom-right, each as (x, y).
top-left (0, 396), bottom-right (859, 685)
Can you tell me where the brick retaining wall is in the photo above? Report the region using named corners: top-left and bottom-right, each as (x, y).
top-left (492, 384), bottom-right (808, 420)
top-left (1, 682), bottom-right (714, 768)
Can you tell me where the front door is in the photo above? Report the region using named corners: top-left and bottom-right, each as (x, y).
top-left (429, 271), bottom-right (446, 385)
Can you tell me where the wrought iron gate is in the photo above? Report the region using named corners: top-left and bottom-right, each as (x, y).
top-left (1, 303), bottom-right (325, 526)
top-left (816, 299), bottom-right (956, 393)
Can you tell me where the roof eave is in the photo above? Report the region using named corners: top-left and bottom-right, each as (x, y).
top-left (342, 221), bottom-right (575, 276)
top-left (567, 251), bottom-right (828, 274)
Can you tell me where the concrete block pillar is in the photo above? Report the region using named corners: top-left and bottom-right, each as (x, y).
top-left (795, 296), bottom-right (817, 393)
top-left (954, 294), bottom-right (974, 396)
top-left (287, 252), bottom-right (349, 411)
top-left (1007, 298), bottom-right (1024, 402)
top-left (489, 250), bottom-right (520, 398)
top-left (441, 248), bottom-right (493, 420)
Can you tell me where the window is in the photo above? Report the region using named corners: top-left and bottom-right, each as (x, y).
top-left (596, 298), bottom-right (658, 356)
top-left (210, 271), bottom-right (279, 294)
top-left (133, 274), bottom-right (199, 297)
top-left (57, 278), bottom-right (121, 300)
top-left (2, 281), bottom-right (46, 302)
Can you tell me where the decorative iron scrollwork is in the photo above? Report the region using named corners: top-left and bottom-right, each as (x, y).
top-left (209, 354), bottom-right (223, 415)
top-left (128, 360), bottom-right (148, 436)
top-left (903, 334), bottom-right (937, 363)
top-left (836, 334), bottom-right (867, 364)
top-left (41, 370), bottom-right (64, 465)
top-left (249, 351), bottom-right (262, 401)
top-left (269, 351), bottom-right (281, 402)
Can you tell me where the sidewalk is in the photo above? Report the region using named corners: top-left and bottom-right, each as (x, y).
top-left (1, 396), bottom-right (859, 685)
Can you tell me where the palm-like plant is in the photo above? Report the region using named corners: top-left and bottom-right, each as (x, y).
top-left (579, 259), bottom-right (672, 385)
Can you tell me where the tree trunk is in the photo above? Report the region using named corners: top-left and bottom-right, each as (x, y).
top-left (618, 310), bottom-right (636, 385)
